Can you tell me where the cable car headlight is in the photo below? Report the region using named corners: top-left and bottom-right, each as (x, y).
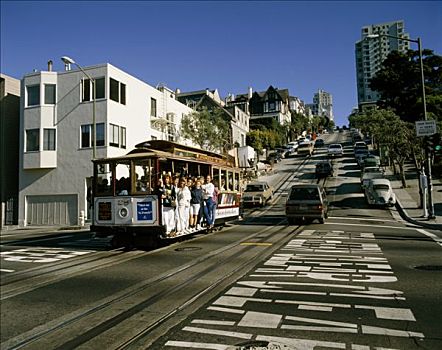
top-left (119, 207), bottom-right (129, 218)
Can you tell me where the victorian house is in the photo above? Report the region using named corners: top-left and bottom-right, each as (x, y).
top-left (231, 86), bottom-right (292, 127)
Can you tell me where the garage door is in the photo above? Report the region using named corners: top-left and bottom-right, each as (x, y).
top-left (26, 194), bottom-right (78, 226)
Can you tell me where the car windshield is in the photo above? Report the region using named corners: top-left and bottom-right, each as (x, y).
top-left (290, 187), bottom-right (320, 200)
top-left (374, 184), bottom-right (390, 191)
top-left (246, 185), bottom-right (264, 192)
top-left (330, 145), bottom-right (341, 149)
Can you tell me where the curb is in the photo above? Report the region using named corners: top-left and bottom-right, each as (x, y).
top-left (394, 197), bottom-right (442, 231)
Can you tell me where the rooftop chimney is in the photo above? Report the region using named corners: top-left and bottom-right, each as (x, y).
top-left (47, 60), bottom-right (53, 72)
top-left (248, 86), bottom-right (252, 99)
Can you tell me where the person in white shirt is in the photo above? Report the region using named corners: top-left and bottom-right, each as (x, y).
top-left (202, 175), bottom-right (216, 229)
top-left (175, 177), bottom-right (191, 234)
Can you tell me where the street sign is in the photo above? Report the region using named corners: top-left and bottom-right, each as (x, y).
top-left (416, 120), bottom-right (436, 137)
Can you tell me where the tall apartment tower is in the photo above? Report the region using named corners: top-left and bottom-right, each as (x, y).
top-left (307, 89), bottom-right (333, 121)
top-left (355, 20), bottom-right (410, 111)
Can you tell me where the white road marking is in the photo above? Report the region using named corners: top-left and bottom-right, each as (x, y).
top-left (165, 229), bottom-right (424, 347)
top-left (355, 306), bottom-right (416, 321)
top-left (362, 325), bottom-right (424, 338)
top-left (0, 248), bottom-right (93, 263)
top-left (281, 325), bottom-right (357, 333)
top-left (285, 315), bottom-right (357, 328)
top-left (183, 326), bottom-right (252, 339)
top-left (328, 217), bottom-right (398, 223)
top-left (323, 221), bottom-right (420, 230)
top-left (165, 341), bottom-right (229, 349)
top-left (213, 296), bottom-right (272, 308)
top-left (0, 269), bottom-right (15, 273)
top-left (191, 320), bottom-right (236, 326)
top-left (416, 228), bottom-right (442, 247)
top-left (225, 287), bottom-right (257, 297)
top-left (238, 311), bottom-right (282, 329)
top-left (207, 306), bottom-right (245, 314)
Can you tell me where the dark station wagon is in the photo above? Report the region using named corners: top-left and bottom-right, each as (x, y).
top-left (285, 184), bottom-right (328, 224)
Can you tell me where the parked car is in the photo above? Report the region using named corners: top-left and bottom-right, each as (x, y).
top-left (242, 181), bottom-right (273, 207)
top-left (327, 143), bottom-right (344, 157)
top-left (286, 184), bottom-right (328, 224)
top-left (315, 161), bottom-right (333, 178)
top-left (297, 142), bottom-right (314, 156)
top-left (287, 141), bottom-right (299, 150)
top-left (354, 142), bottom-right (368, 152)
top-left (354, 148), bottom-right (370, 165)
top-left (364, 178), bottom-right (396, 207)
top-left (314, 139), bottom-right (325, 148)
top-left (361, 169), bottom-right (385, 189)
top-left (360, 166), bottom-right (384, 183)
top-left (362, 155), bottom-right (380, 169)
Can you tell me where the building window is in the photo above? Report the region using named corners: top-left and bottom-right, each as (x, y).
top-left (109, 78), bottom-right (126, 105)
top-left (43, 129), bottom-right (56, 150)
top-left (82, 79), bottom-right (91, 102)
top-left (82, 77), bottom-right (105, 102)
top-left (27, 85), bottom-right (40, 106)
top-left (120, 83), bottom-right (126, 105)
top-left (26, 129), bottom-right (40, 151)
top-left (110, 78), bottom-right (119, 102)
top-left (121, 127), bottom-right (126, 149)
top-left (151, 98), bottom-right (157, 117)
top-left (110, 124), bottom-right (119, 147)
top-left (81, 123), bottom-right (105, 148)
top-left (95, 78), bottom-right (105, 99)
top-left (44, 84), bottom-right (56, 104)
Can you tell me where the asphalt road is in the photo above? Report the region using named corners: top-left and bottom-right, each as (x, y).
top-left (1, 132), bottom-right (441, 350)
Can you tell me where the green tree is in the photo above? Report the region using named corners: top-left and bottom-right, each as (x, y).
top-left (349, 109), bottom-right (424, 187)
top-left (370, 49), bottom-right (442, 123)
top-left (180, 107), bottom-right (230, 152)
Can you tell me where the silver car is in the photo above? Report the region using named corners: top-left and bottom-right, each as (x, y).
top-left (364, 178), bottom-right (396, 207)
top-left (242, 181), bottom-right (273, 207)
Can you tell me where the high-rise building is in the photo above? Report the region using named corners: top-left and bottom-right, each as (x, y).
top-left (355, 20), bottom-right (410, 111)
top-left (307, 89), bottom-right (333, 121)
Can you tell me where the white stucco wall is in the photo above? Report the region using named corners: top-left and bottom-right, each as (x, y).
top-left (18, 63), bottom-right (194, 226)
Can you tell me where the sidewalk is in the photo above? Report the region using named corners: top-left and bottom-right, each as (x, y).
top-left (386, 166), bottom-right (442, 231)
top-left (0, 224), bottom-right (91, 241)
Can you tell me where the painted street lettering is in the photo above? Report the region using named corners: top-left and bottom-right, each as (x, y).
top-left (0, 247), bottom-right (93, 263)
top-left (163, 229), bottom-right (424, 349)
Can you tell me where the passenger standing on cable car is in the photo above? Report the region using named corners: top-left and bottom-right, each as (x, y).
top-left (197, 176), bottom-right (206, 228)
top-left (176, 177), bottom-right (191, 234)
top-left (162, 175), bottom-right (176, 234)
top-left (203, 175), bottom-right (216, 230)
top-left (190, 179), bottom-right (203, 230)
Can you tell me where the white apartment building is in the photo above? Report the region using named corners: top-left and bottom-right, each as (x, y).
top-left (307, 89), bottom-right (334, 121)
top-left (355, 20), bottom-right (410, 110)
top-left (225, 105), bottom-right (249, 147)
top-left (19, 62), bottom-right (193, 227)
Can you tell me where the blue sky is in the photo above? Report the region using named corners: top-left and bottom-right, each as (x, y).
top-left (1, 1), bottom-right (441, 127)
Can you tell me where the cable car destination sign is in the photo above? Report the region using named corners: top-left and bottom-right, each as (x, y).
top-left (415, 120), bottom-right (436, 137)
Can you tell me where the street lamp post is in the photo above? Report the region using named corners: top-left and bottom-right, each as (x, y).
top-left (61, 56), bottom-right (97, 159)
top-left (366, 34), bottom-right (435, 219)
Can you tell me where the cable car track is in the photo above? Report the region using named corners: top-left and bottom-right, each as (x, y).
top-left (3, 217), bottom-right (302, 350)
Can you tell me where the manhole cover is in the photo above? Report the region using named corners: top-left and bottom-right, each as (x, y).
top-left (414, 265), bottom-right (442, 271)
top-left (174, 246), bottom-right (201, 252)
